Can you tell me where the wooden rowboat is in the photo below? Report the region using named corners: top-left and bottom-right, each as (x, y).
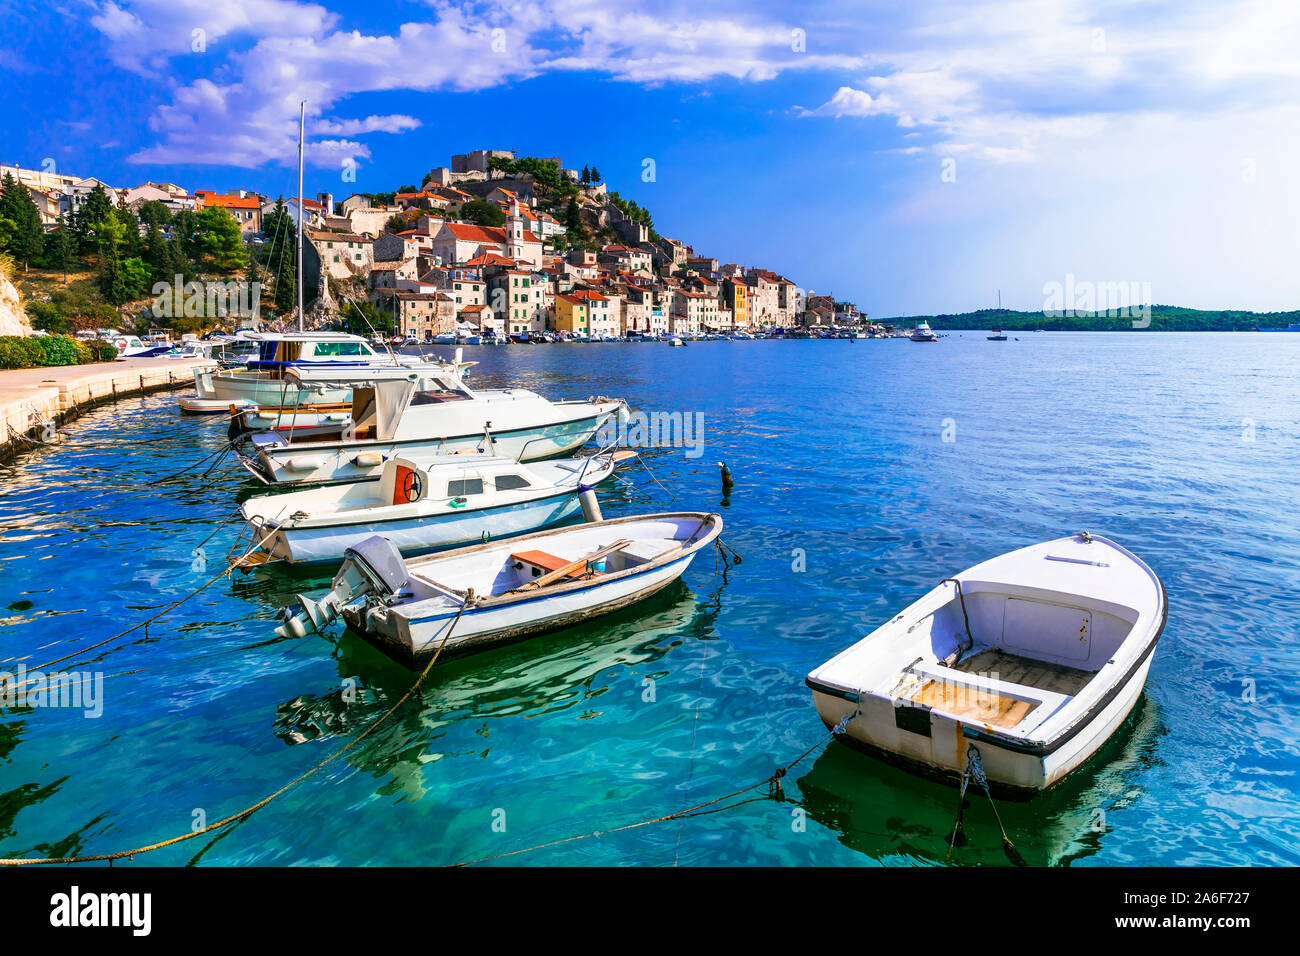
top-left (277, 512), bottom-right (723, 666)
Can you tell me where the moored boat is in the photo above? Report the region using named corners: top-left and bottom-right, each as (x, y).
top-left (276, 512), bottom-right (724, 665)
top-left (806, 532), bottom-right (1166, 798)
top-left (235, 449), bottom-right (626, 565)
top-left (235, 366), bottom-right (628, 485)
top-left (909, 322), bottom-right (939, 342)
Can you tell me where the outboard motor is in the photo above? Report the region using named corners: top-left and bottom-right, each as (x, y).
top-left (275, 535), bottom-right (408, 639)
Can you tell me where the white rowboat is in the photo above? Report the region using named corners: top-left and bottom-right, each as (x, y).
top-left (806, 533), bottom-right (1166, 798)
top-left (277, 512), bottom-right (723, 666)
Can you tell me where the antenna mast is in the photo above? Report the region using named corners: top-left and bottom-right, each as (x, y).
top-left (297, 100), bottom-right (305, 332)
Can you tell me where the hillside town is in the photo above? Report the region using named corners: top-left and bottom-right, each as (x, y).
top-left (0, 150), bottom-right (867, 342)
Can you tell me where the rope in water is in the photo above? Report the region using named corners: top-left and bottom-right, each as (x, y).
top-left (451, 709), bottom-right (858, 867)
top-left (0, 598), bottom-right (472, 866)
top-left (7, 516), bottom-right (286, 690)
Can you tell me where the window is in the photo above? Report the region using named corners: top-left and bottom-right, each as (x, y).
top-left (447, 478), bottom-right (483, 496)
top-left (494, 473), bottom-right (531, 491)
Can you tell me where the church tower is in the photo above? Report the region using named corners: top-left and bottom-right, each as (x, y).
top-left (506, 198), bottom-right (526, 262)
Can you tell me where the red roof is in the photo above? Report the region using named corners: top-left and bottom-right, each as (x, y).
top-left (196, 191), bottom-right (261, 210)
top-left (443, 223), bottom-right (542, 244)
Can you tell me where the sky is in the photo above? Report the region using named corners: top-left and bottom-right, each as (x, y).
top-left (4, 0), bottom-right (1300, 316)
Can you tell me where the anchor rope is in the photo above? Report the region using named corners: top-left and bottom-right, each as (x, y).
top-left (0, 597), bottom-right (472, 866)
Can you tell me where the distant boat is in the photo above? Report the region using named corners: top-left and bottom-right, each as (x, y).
top-left (909, 322), bottom-right (939, 342)
top-left (988, 329), bottom-right (1008, 341)
top-left (668, 337), bottom-right (686, 347)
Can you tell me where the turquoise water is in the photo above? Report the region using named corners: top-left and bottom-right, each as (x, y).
top-left (1, 333), bottom-right (1298, 866)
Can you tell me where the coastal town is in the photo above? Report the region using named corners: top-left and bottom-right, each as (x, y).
top-left (0, 149), bottom-right (870, 345)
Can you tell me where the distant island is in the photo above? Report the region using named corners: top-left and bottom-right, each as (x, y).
top-left (878, 307), bottom-right (1299, 332)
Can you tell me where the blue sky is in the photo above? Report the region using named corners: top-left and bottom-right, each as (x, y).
top-left (5, 0), bottom-right (1300, 315)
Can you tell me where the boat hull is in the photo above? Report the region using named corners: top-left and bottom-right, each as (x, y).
top-left (344, 549), bottom-right (699, 666)
top-left (265, 492), bottom-right (585, 564)
top-left (244, 408), bottom-right (619, 485)
top-left (809, 647), bottom-right (1156, 799)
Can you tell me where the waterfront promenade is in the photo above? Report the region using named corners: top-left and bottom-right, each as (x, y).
top-left (0, 355), bottom-right (212, 459)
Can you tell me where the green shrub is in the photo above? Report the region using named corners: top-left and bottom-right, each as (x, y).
top-left (0, 334), bottom-right (113, 368)
top-left (0, 339), bottom-right (29, 369)
top-left (36, 335), bottom-right (80, 366)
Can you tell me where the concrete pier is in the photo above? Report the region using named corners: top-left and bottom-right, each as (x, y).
top-left (0, 356), bottom-right (213, 460)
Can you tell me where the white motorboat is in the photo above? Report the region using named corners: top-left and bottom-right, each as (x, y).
top-left (235, 448), bottom-right (629, 565)
top-left (668, 337), bottom-right (685, 347)
top-left (909, 322), bottom-right (939, 342)
top-left (236, 365), bottom-right (628, 486)
top-left (276, 512), bottom-right (723, 665)
top-left (806, 533), bottom-right (1166, 798)
top-left (184, 331), bottom-right (473, 412)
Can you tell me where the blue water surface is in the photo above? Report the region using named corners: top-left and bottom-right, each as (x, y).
top-left (1, 332), bottom-right (1297, 866)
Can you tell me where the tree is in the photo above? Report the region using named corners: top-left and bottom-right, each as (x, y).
top-left (383, 213), bottom-right (408, 234)
top-left (96, 209), bottom-right (128, 305)
top-left (274, 238), bottom-right (297, 316)
top-left (44, 219), bottom-right (74, 282)
top-left (144, 220), bottom-right (170, 281)
top-left (564, 195), bottom-right (586, 239)
top-left (460, 199), bottom-right (504, 227)
top-left (581, 165), bottom-right (591, 184)
top-left (589, 166), bottom-right (600, 182)
top-left (121, 257), bottom-right (152, 301)
top-left (0, 172), bottom-right (44, 268)
top-left (341, 297), bottom-right (392, 336)
top-left (194, 206), bottom-right (248, 273)
top-left (260, 198), bottom-right (294, 269)
top-left (74, 183), bottom-right (114, 255)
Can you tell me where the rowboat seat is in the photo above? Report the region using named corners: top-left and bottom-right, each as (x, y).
top-left (511, 549), bottom-right (598, 580)
top-left (898, 659), bottom-right (1073, 733)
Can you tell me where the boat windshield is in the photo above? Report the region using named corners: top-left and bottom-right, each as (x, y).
top-left (410, 376), bottom-right (471, 405)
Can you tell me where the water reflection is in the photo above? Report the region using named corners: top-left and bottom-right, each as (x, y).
top-left (269, 583), bottom-right (717, 800)
top-left (796, 694), bottom-right (1165, 866)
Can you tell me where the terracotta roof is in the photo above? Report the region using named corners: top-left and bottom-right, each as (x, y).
top-left (196, 191), bottom-right (261, 210)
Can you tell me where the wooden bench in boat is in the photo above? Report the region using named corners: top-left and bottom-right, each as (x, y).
top-left (512, 549), bottom-right (596, 581)
top-left (510, 539), bottom-right (634, 591)
top-left (899, 649), bottom-right (1093, 731)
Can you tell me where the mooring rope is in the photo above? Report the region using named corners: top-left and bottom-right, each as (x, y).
top-left (452, 709), bottom-right (857, 867)
top-left (8, 517), bottom-right (285, 687)
top-left (0, 597), bottom-right (472, 866)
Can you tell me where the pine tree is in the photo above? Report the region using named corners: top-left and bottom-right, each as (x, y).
top-left (274, 228), bottom-right (297, 316)
top-left (144, 220), bottom-right (170, 281)
top-left (590, 166), bottom-right (600, 182)
top-left (11, 192), bottom-right (44, 268)
top-left (45, 218), bottom-right (73, 283)
top-left (97, 209), bottom-right (128, 306)
top-left (581, 165), bottom-right (591, 184)
top-left (77, 184), bottom-right (113, 255)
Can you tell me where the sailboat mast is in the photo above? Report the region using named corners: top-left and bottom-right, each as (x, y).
top-left (296, 100), bottom-right (305, 332)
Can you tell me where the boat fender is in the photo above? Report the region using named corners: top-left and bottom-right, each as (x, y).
top-left (286, 456), bottom-right (323, 472)
top-left (578, 485), bottom-right (602, 522)
top-left (353, 452), bottom-right (384, 467)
